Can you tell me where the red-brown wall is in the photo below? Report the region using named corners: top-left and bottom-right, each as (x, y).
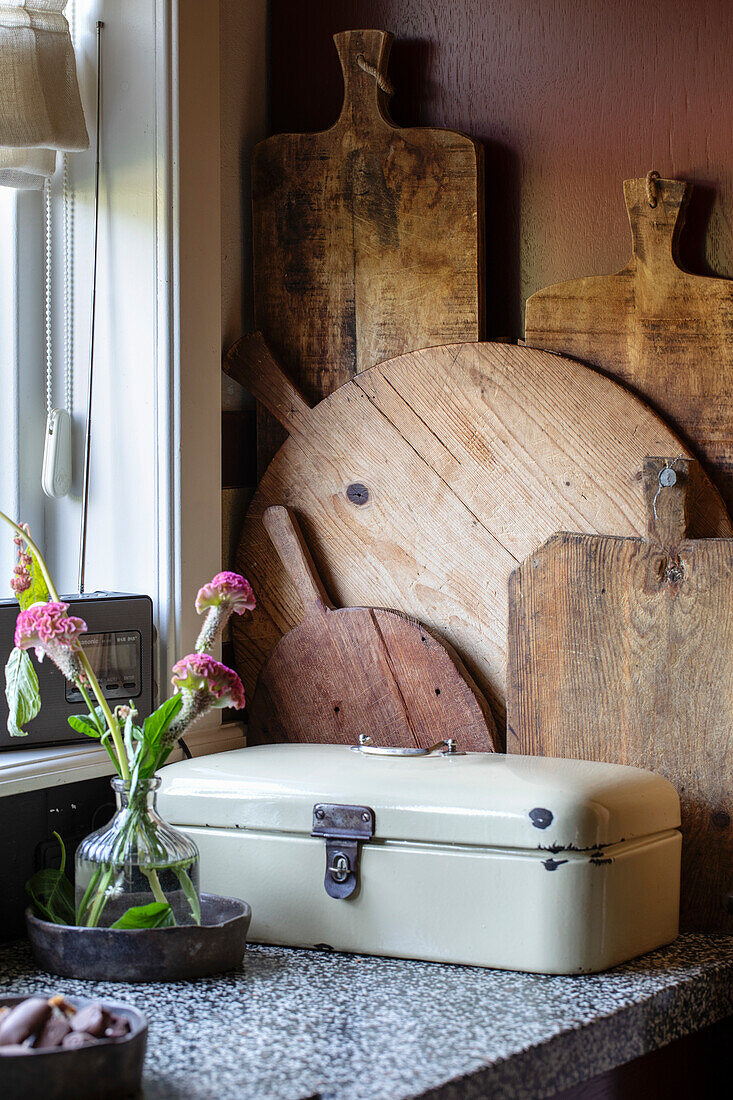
top-left (270, 0), bottom-right (733, 341)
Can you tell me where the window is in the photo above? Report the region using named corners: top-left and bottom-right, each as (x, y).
top-left (0, 1), bottom-right (228, 790)
top-left (0, 187), bottom-right (45, 597)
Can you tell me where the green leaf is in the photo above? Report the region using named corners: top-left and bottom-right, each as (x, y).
top-left (25, 833), bottom-right (75, 925)
top-left (142, 694), bottom-right (183, 747)
top-left (5, 646), bottom-right (41, 737)
top-left (154, 742), bottom-right (177, 771)
top-left (69, 709), bottom-right (123, 775)
top-left (128, 694), bottom-right (185, 783)
top-left (16, 544), bottom-right (50, 612)
top-left (110, 901), bottom-right (174, 929)
top-left (68, 714), bottom-right (101, 738)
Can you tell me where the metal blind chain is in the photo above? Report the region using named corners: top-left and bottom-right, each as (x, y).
top-left (43, 179), bottom-right (53, 419)
top-left (65, 0), bottom-right (75, 416)
top-left (63, 154), bottom-right (74, 414)
top-left (43, 1), bottom-right (76, 423)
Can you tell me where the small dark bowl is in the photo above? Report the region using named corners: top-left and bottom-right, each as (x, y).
top-left (27, 893), bottom-right (251, 982)
top-left (0, 993), bottom-right (146, 1100)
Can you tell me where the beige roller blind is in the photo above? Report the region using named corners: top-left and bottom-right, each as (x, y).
top-left (0, 0), bottom-right (88, 188)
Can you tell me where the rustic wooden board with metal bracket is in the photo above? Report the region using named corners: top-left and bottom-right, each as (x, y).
top-left (225, 336), bottom-right (731, 728)
top-left (247, 506), bottom-right (499, 751)
top-left (507, 456), bottom-right (733, 932)
top-left (251, 27), bottom-right (484, 474)
top-left (525, 174), bottom-right (733, 512)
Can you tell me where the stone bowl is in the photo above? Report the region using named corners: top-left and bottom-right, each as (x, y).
top-left (26, 893), bottom-right (251, 982)
top-left (0, 993), bottom-right (146, 1100)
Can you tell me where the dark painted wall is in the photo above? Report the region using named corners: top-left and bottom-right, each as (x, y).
top-left (270, 0), bottom-right (733, 341)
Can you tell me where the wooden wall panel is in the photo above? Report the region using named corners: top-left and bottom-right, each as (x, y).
top-left (270, 0), bottom-right (733, 340)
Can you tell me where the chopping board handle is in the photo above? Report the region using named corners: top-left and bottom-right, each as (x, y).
top-left (643, 456), bottom-right (694, 547)
top-left (623, 175), bottom-right (691, 272)
top-left (334, 29), bottom-right (394, 125)
top-left (223, 333), bottom-right (312, 436)
top-left (263, 506), bottom-right (334, 617)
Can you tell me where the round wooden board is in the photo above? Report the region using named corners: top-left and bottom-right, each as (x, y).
top-left (233, 342), bottom-right (731, 726)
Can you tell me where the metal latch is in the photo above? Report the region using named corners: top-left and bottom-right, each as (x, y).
top-left (312, 803), bottom-right (375, 900)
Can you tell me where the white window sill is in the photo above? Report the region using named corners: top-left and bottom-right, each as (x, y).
top-left (0, 722), bottom-right (246, 798)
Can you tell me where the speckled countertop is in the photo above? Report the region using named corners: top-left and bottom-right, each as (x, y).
top-left (1, 934), bottom-right (733, 1100)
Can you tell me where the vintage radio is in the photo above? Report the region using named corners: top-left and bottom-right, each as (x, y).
top-left (158, 741), bottom-right (682, 975)
top-left (0, 593), bottom-right (154, 750)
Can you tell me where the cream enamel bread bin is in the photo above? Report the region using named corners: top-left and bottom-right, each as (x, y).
top-left (157, 742), bottom-right (681, 974)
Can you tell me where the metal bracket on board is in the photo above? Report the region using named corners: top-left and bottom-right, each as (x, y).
top-left (311, 803), bottom-right (375, 900)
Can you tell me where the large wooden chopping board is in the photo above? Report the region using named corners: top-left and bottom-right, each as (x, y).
top-left (247, 506), bottom-right (498, 751)
top-left (525, 174), bottom-right (733, 512)
top-left (252, 28), bottom-right (484, 472)
top-left (507, 457), bottom-right (733, 932)
top-left (225, 337), bottom-right (731, 728)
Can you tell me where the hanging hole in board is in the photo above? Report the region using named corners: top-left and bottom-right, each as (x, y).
top-left (646, 169), bottom-right (661, 209)
top-left (355, 52), bottom-right (394, 96)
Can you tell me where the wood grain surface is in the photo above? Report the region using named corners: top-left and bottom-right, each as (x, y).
top-left (247, 506), bottom-right (498, 750)
top-left (269, 0), bottom-right (733, 343)
top-left (251, 28), bottom-right (484, 474)
top-left (224, 338), bottom-right (731, 728)
top-left (507, 457), bottom-right (733, 931)
top-left (525, 175), bottom-right (733, 511)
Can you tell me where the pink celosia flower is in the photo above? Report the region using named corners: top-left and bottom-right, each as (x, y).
top-left (10, 565), bottom-right (31, 594)
top-left (171, 653), bottom-right (246, 710)
top-left (14, 602), bottom-right (87, 683)
top-left (195, 572), bottom-right (256, 616)
top-left (10, 524), bottom-right (33, 596)
top-left (13, 523), bottom-right (30, 548)
top-left (15, 602), bottom-right (87, 655)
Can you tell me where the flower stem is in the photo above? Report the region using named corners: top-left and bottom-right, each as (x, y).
top-left (86, 864), bottom-right (116, 927)
top-left (76, 866), bottom-right (102, 925)
top-left (142, 867), bottom-right (168, 906)
top-left (195, 605), bottom-right (228, 653)
top-left (77, 681), bottom-right (106, 736)
top-left (78, 650), bottom-right (130, 782)
top-left (0, 510), bottom-right (130, 782)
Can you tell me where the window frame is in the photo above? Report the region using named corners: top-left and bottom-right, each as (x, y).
top-left (0, 0), bottom-right (229, 795)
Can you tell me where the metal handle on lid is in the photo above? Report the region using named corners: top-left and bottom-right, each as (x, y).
top-left (352, 735), bottom-right (464, 757)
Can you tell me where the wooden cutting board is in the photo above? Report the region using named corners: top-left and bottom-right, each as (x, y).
top-left (247, 505), bottom-right (499, 751)
top-left (252, 28), bottom-right (484, 473)
top-left (525, 174), bottom-right (733, 512)
top-left (507, 456), bottom-right (733, 931)
top-left (225, 336), bottom-right (731, 729)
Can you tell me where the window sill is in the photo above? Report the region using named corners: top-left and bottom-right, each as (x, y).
top-left (0, 722), bottom-right (246, 798)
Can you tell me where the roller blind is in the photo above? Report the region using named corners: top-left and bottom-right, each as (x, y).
top-left (0, 0), bottom-right (88, 188)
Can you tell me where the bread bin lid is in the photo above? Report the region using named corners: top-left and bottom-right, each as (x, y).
top-left (158, 744), bottom-right (680, 851)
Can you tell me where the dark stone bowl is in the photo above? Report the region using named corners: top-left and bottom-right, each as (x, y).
top-left (0, 993), bottom-right (146, 1100)
top-left (26, 893), bottom-right (251, 982)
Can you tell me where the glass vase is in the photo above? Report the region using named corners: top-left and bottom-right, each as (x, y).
top-left (75, 777), bottom-right (200, 928)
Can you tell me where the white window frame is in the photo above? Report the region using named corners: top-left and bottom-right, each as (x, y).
top-left (0, 188), bottom-right (46, 591)
top-left (0, 0), bottom-right (245, 796)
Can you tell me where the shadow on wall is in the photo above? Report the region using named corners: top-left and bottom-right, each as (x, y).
top-left (388, 36), bottom-right (521, 342)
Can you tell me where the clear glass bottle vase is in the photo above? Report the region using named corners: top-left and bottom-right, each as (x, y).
top-left (75, 777), bottom-right (200, 928)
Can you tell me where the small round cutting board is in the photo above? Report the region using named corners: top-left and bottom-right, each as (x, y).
top-left (247, 506), bottom-right (498, 751)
